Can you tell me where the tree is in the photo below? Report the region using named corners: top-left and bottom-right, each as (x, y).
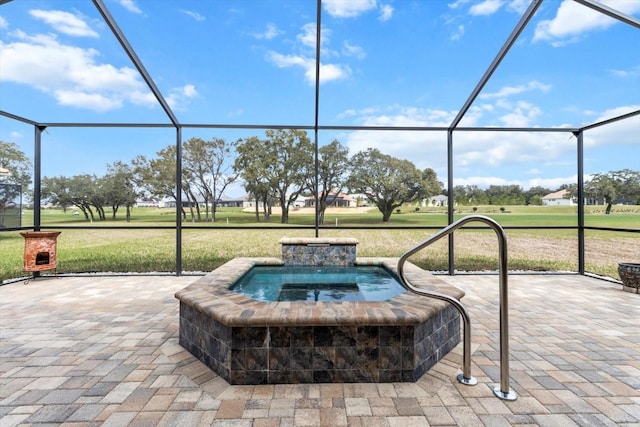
top-left (346, 148), bottom-right (440, 222)
top-left (452, 185), bottom-right (488, 206)
top-left (485, 185), bottom-right (525, 205)
top-left (103, 161), bottom-right (139, 222)
top-left (524, 186), bottom-right (551, 206)
top-left (235, 129), bottom-right (314, 224)
top-left (182, 137), bottom-right (238, 222)
top-left (132, 146), bottom-right (197, 221)
top-left (587, 173), bottom-right (617, 214)
top-left (611, 169), bottom-right (640, 205)
top-left (0, 141), bottom-right (32, 227)
top-left (0, 141), bottom-right (32, 190)
top-left (41, 174), bottom-right (103, 221)
top-left (234, 136), bottom-right (275, 222)
top-left (316, 140), bottom-right (350, 225)
top-left (586, 169), bottom-right (640, 214)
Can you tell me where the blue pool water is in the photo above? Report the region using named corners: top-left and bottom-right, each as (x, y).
top-left (230, 265), bottom-right (406, 302)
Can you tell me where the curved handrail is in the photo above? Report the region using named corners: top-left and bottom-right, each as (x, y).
top-left (397, 214), bottom-right (516, 400)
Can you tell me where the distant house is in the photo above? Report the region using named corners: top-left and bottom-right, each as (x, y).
top-left (216, 198), bottom-right (244, 208)
top-left (135, 198), bottom-right (160, 208)
top-left (304, 192), bottom-right (355, 208)
top-left (542, 189), bottom-right (575, 206)
top-left (426, 195), bottom-right (448, 207)
top-left (159, 198), bottom-right (201, 208)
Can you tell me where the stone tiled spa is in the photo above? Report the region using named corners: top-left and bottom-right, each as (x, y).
top-left (175, 238), bottom-right (464, 385)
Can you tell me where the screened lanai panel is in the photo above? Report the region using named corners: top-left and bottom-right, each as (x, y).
top-left (450, 130), bottom-right (579, 270)
top-left (583, 120), bottom-right (640, 227)
top-left (451, 131), bottom-right (577, 199)
top-left (181, 229), bottom-right (316, 273)
top-left (474, 0), bottom-right (640, 129)
top-left (584, 229), bottom-right (637, 281)
top-left (58, 228), bottom-right (177, 274)
top-left (104, 0), bottom-right (318, 125)
top-left (34, 127), bottom-right (177, 225)
top-left (0, 1), bottom-right (170, 124)
top-left (582, 119), bottom-right (640, 280)
top-left (317, 1), bottom-right (525, 126)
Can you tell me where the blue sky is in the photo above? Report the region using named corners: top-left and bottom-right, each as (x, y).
top-left (1, 0), bottom-right (639, 197)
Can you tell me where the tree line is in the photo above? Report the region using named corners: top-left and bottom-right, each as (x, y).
top-left (1, 136), bottom-right (639, 225)
top-left (451, 170), bottom-right (640, 211)
top-left (0, 131), bottom-right (442, 224)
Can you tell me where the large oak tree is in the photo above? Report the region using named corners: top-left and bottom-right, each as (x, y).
top-left (347, 148), bottom-right (442, 222)
top-left (235, 129), bottom-right (313, 224)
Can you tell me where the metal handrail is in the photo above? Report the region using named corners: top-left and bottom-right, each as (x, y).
top-left (397, 214), bottom-right (517, 401)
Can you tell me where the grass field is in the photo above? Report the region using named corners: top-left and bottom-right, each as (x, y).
top-left (1, 205), bottom-right (638, 283)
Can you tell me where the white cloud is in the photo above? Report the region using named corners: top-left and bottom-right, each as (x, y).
top-left (609, 65), bottom-right (640, 78)
top-left (379, 4), bottom-right (394, 21)
top-left (533, 0), bottom-right (640, 45)
top-left (180, 10), bottom-right (205, 22)
top-left (0, 16), bottom-right (8, 29)
top-left (116, 0), bottom-right (142, 14)
top-left (227, 108), bottom-right (244, 118)
top-left (339, 101), bottom-right (638, 188)
top-left (342, 106), bottom-right (455, 167)
top-left (342, 41), bottom-right (366, 60)
top-left (265, 22), bottom-right (352, 85)
top-left (340, 104), bottom-right (571, 169)
top-left (267, 51), bottom-right (350, 85)
top-left (498, 101), bottom-right (542, 127)
top-left (316, 63), bottom-right (351, 83)
top-left (54, 90), bottom-right (122, 111)
top-left (584, 105), bottom-right (640, 147)
top-left (182, 84), bottom-right (197, 98)
top-left (268, 51), bottom-right (310, 69)
top-left (506, 0), bottom-right (529, 14)
top-left (455, 131), bottom-right (575, 169)
top-left (323, 0), bottom-right (377, 18)
top-left (166, 84), bottom-right (199, 111)
top-left (450, 25), bottom-right (465, 41)
top-left (480, 81), bottom-right (551, 99)
top-left (298, 23), bottom-right (322, 48)
top-left (253, 23), bottom-right (282, 40)
top-left (448, 0), bottom-right (472, 9)
top-left (29, 9), bottom-right (98, 38)
top-left (469, 0), bottom-right (504, 16)
top-left (297, 23), bottom-right (336, 54)
top-left (0, 31), bottom-right (154, 112)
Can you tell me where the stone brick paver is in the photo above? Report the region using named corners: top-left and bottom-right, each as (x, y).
top-left (1, 273), bottom-right (639, 426)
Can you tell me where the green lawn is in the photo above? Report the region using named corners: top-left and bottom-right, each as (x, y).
top-left (1, 205), bottom-right (638, 283)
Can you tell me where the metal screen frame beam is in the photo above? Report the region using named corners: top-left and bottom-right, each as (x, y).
top-left (449, 0), bottom-right (543, 130)
top-left (573, 0), bottom-right (640, 29)
top-left (92, 0), bottom-right (180, 128)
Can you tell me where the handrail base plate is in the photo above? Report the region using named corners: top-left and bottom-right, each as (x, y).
top-left (457, 373), bottom-right (477, 386)
top-left (493, 386), bottom-right (517, 401)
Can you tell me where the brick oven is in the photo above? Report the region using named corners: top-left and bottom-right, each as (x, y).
top-left (20, 231), bottom-right (61, 275)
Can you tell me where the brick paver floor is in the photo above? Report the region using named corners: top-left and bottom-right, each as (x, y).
top-left (1, 273), bottom-right (638, 426)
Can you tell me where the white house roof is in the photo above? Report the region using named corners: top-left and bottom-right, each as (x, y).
top-left (542, 189), bottom-right (569, 200)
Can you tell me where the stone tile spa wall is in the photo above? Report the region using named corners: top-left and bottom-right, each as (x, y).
top-left (176, 257), bottom-right (465, 385)
top-left (279, 237), bottom-right (358, 266)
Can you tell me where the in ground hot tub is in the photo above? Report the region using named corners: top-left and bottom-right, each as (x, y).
top-left (175, 239), bottom-right (465, 385)
top-left (230, 264), bottom-right (406, 302)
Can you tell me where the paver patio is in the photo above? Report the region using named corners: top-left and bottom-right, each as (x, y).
top-left (1, 272), bottom-right (638, 426)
